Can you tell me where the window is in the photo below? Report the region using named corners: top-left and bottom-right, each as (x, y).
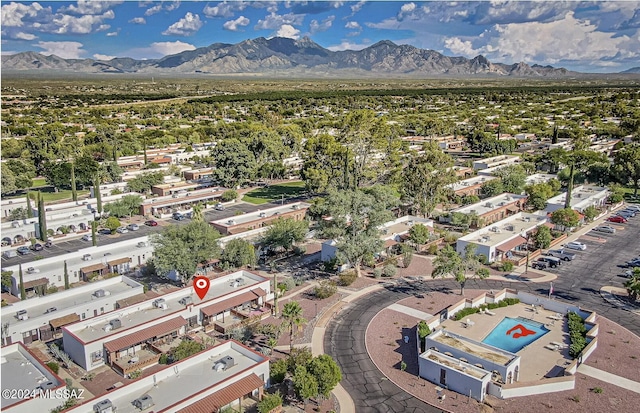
top-left (100, 307), bottom-right (104, 314)
top-left (91, 350), bottom-right (104, 366)
top-left (58, 276), bottom-right (62, 282)
top-left (81, 313), bottom-right (86, 320)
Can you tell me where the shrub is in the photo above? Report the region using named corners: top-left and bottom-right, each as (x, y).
top-left (128, 370), bottom-right (142, 379)
top-left (427, 244), bottom-right (438, 255)
top-left (400, 361), bottom-right (407, 371)
top-left (322, 257), bottom-right (338, 273)
top-left (221, 189), bottom-right (238, 202)
top-left (338, 271), bottom-right (357, 286)
top-left (567, 311), bottom-right (588, 358)
top-left (477, 254), bottom-right (488, 265)
top-left (314, 280), bottom-right (337, 299)
top-left (417, 320), bottom-right (431, 352)
top-left (382, 264), bottom-right (397, 278)
top-left (46, 361), bottom-right (59, 374)
top-left (257, 392), bottom-right (283, 413)
top-left (158, 354), bottom-right (170, 364)
top-left (293, 245), bottom-right (306, 256)
top-left (373, 268), bottom-right (383, 278)
top-left (500, 261), bottom-right (514, 272)
top-left (503, 298), bottom-right (520, 305)
top-left (591, 387), bottom-right (603, 394)
top-left (270, 359), bottom-right (287, 384)
top-left (454, 307), bottom-right (480, 321)
top-left (278, 278), bottom-right (296, 292)
top-left (47, 286), bottom-right (59, 294)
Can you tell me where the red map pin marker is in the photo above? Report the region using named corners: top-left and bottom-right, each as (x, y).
top-left (194, 276), bottom-right (210, 300)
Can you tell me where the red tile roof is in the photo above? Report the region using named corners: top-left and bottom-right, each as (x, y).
top-left (104, 316), bottom-right (187, 353)
top-left (200, 290), bottom-right (260, 317)
top-left (496, 235), bottom-right (528, 253)
top-left (176, 373), bottom-right (264, 413)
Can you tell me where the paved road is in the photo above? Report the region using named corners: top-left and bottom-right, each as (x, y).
top-left (324, 274), bottom-right (640, 413)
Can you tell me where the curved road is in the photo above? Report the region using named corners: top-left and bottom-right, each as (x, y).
top-left (324, 277), bottom-right (640, 413)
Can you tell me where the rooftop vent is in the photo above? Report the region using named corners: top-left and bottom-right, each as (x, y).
top-left (93, 399), bottom-right (113, 413)
top-left (213, 356), bottom-right (235, 372)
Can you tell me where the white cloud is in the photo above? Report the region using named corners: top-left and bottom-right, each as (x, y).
top-left (49, 10), bottom-right (115, 34)
top-left (149, 40), bottom-right (195, 56)
top-left (60, 1), bottom-right (122, 15)
top-left (345, 21), bottom-right (360, 29)
top-left (309, 15), bottom-right (334, 34)
top-left (144, 4), bottom-right (162, 16)
top-left (223, 15), bottom-right (250, 31)
top-left (14, 31), bottom-right (37, 40)
top-left (398, 2), bottom-right (416, 19)
top-left (93, 53), bottom-right (116, 60)
top-left (166, 1), bottom-right (181, 12)
top-left (348, 0), bottom-right (366, 17)
top-left (1, 2), bottom-right (48, 27)
top-left (97, 24), bottom-right (110, 31)
top-left (162, 12), bottom-right (203, 36)
top-left (203, 1), bottom-right (248, 18)
top-left (35, 41), bottom-right (85, 58)
top-left (1, 2), bottom-right (115, 35)
top-left (274, 24), bottom-right (300, 39)
top-left (444, 12), bottom-right (638, 65)
top-left (106, 31), bottom-right (118, 37)
top-left (255, 12), bottom-right (304, 30)
top-left (129, 17), bottom-right (146, 24)
top-left (327, 40), bottom-right (371, 51)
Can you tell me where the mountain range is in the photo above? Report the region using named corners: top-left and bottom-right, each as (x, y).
top-left (0, 37), bottom-right (620, 77)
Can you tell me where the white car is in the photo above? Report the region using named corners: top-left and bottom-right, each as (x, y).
top-left (625, 204), bottom-right (640, 212)
top-left (116, 227), bottom-right (129, 234)
top-left (127, 223), bottom-right (140, 231)
top-left (565, 241), bottom-right (587, 251)
top-left (593, 225), bottom-right (616, 234)
top-left (26, 267), bottom-right (40, 274)
top-left (81, 234), bottom-right (91, 241)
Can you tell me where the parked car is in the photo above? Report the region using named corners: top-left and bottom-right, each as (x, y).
top-left (608, 215), bottom-right (627, 223)
top-left (98, 228), bottom-right (112, 235)
top-left (44, 240), bottom-right (53, 248)
top-left (26, 267), bottom-right (40, 274)
top-left (545, 249), bottom-right (575, 261)
top-left (116, 227), bottom-right (128, 234)
top-left (617, 211), bottom-right (635, 219)
top-left (215, 203), bottom-right (225, 211)
top-left (16, 246), bottom-right (30, 255)
top-left (172, 213), bottom-right (185, 221)
top-left (30, 243), bottom-right (43, 251)
top-left (593, 225), bottom-right (616, 234)
top-left (145, 220), bottom-right (158, 227)
top-left (625, 204), bottom-right (640, 212)
top-left (81, 234), bottom-right (91, 241)
top-left (539, 256), bottom-right (562, 267)
top-left (620, 209), bottom-right (637, 217)
top-left (532, 259), bottom-right (548, 270)
top-left (127, 223), bottom-right (140, 231)
top-left (44, 307), bottom-right (57, 313)
top-left (565, 241), bottom-right (587, 251)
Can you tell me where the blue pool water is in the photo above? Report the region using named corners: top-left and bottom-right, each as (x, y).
top-left (482, 317), bottom-right (549, 353)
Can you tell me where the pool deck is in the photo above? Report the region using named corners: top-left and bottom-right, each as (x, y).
top-left (441, 303), bottom-right (572, 382)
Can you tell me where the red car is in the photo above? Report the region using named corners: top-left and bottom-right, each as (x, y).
top-left (144, 220), bottom-right (158, 227)
top-left (607, 215), bottom-right (627, 223)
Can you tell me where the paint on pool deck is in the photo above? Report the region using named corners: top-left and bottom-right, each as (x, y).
top-left (482, 316), bottom-right (550, 353)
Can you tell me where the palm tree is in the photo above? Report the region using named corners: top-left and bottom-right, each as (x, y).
top-left (281, 301), bottom-right (306, 353)
top-left (625, 269), bottom-right (640, 302)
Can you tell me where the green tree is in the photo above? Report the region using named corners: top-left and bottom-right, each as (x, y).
top-left (300, 133), bottom-right (350, 193)
top-left (408, 223), bottom-right (431, 246)
top-left (211, 138), bottom-right (257, 187)
top-left (320, 187), bottom-right (396, 276)
top-left (220, 189), bottom-right (238, 202)
top-left (19, 264), bottom-right (26, 300)
top-left (401, 143), bottom-right (457, 217)
top-left (172, 340), bottom-right (204, 361)
top-left (257, 393), bottom-right (283, 413)
top-left (493, 165), bottom-right (527, 194)
top-left (91, 221), bottom-right (97, 247)
top-left (222, 239), bottom-right (256, 269)
top-left (95, 178), bottom-right (103, 214)
top-left (292, 365), bottom-right (318, 408)
top-left (150, 221), bottom-right (222, 282)
top-left (481, 179), bottom-right (504, 197)
top-left (612, 144), bottom-right (640, 196)
top-left (5, 159), bottom-right (36, 190)
top-left (551, 208), bottom-right (581, 228)
top-left (525, 182), bottom-right (556, 210)
top-left (624, 268), bottom-right (640, 301)
top-left (562, 149), bottom-right (609, 208)
top-left (262, 218), bottom-right (308, 253)
top-left (191, 203), bottom-right (203, 222)
top-left (1, 164), bottom-right (18, 195)
top-left (282, 301), bottom-right (306, 353)
top-left (25, 192), bottom-right (34, 218)
top-left (1, 271), bottom-right (13, 292)
top-left (70, 163), bottom-right (78, 202)
top-left (103, 195), bottom-right (143, 218)
top-left (38, 193), bottom-right (48, 241)
top-left (533, 226), bottom-right (552, 249)
top-left (104, 216), bottom-right (121, 232)
top-left (63, 261), bottom-right (70, 290)
top-left (583, 205), bottom-right (599, 222)
top-left (431, 244), bottom-right (489, 295)
top-left (126, 171), bottom-right (165, 194)
top-left (308, 355), bottom-right (342, 399)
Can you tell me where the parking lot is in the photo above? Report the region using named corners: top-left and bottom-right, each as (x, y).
top-left (541, 208), bottom-right (640, 307)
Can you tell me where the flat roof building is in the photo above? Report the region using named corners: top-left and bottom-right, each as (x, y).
top-left (210, 202), bottom-right (310, 235)
top-left (472, 155), bottom-right (521, 171)
top-left (140, 187), bottom-right (226, 216)
top-left (450, 193), bottom-right (528, 227)
top-left (446, 175), bottom-right (498, 196)
top-left (456, 212), bottom-right (547, 263)
top-left (545, 185), bottom-right (609, 213)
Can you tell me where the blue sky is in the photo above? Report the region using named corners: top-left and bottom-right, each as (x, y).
top-left (1, 1), bottom-right (639, 72)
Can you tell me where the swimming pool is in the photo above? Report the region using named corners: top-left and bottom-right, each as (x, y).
top-left (482, 317), bottom-right (549, 353)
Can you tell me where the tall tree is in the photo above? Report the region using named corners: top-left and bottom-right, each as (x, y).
top-left (292, 365), bottom-right (318, 409)
top-left (401, 143), bottom-right (457, 217)
top-left (191, 203), bottom-right (203, 222)
top-left (91, 221), bottom-right (97, 247)
top-left (221, 239), bottom-right (256, 269)
top-left (38, 193), bottom-right (48, 242)
top-left (562, 150), bottom-right (608, 208)
top-left (150, 221), bottom-right (222, 282)
top-left (493, 165), bottom-right (527, 194)
top-left (282, 301), bottom-right (306, 353)
top-left (308, 355), bottom-right (342, 399)
top-left (320, 187), bottom-right (397, 276)
top-left (94, 178), bottom-right (103, 214)
top-left (550, 208), bottom-right (581, 229)
top-left (25, 192), bottom-right (34, 218)
top-left (300, 134), bottom-right (350, 193)
top-left (19, 264), bottom-right (26, 300)
top-left (431, 244), bottom-right (489, 295)
top-left (612, 144), bottom-right (640, 196)
top-left (70, 163), bottom-right (78, 202)
top-left (262, 218), bottom-right (308, 253)
top-left (64, 260), bottom-right (70, 290)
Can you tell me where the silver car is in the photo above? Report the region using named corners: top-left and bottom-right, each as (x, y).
top-left (593, 225), bottom-right (616, 234)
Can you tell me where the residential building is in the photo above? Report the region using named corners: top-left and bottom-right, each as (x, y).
top-left (151, 181), bottom-right (200, 197)
top-left (472, 155), bottom-right (521, 171)
top-left (544, 185), bottom-right (609, 213)
top-left (66, 340), bottom-right (268, 413)
top-left (447, 176), bottom-right (498, 197)
top-left (1, 276), bottom-right (144, 346)
top-left (140, 187), bottom-right (226, 216)
top-left (1, 343), bottom-right (68, 413)
top-left (62, 271), bottom-right (271, 373)
top-left (183, 167), bottom-right (215, 181)
top-left (456, 212), bottom-right (548, 263)
top-left (450, 194), bottom-right (528, 227)
top-left (524, 174), bottom-right (557, 187)
top-left (210, 202), bottom-right (310, 236)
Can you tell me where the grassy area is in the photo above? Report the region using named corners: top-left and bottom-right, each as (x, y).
top-left (38, 190), bottom-right (90, 202)
top-left (31, 178), bottom-right (47, 187)
top-left (242, 181), bottom-right (306, 205)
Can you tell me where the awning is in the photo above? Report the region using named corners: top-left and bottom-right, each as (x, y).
top-left (201, 290), bottom-right (260, 317)
top-left (496, 236), bottom-right (528, 253)
top-left (506, 206), bottom-right (520, 213)
top-left (23, 278), bottom-right (48, 289)
top-left (104, 316), bottom-right (187, 353)
top-left (251, 288), bottom-right (267, 297)
top-left (80, 263), bottom-right (108, 274)
top-left (176, 373), bottom-right (264, 413)
top-left (107, 257), bottom-right (131, 266)
top-left (383, 239), bottom-right (398, 248)
top-left (50, 313), bottom-right (81, 329)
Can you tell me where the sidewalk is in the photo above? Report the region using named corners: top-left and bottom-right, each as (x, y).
top-left (600, 286), bottom-right (640, 314)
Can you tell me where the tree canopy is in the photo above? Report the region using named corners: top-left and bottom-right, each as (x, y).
top-left (432, 244), bottom-right (489, 295)
top-left (221, 238), bottom-right (256, 269)
top-left (612, 144), bottom-right (640, 196)
top-left (262, 217), bottom-right (308, 253)
top-left (550, 208), bottom-right (581, 228)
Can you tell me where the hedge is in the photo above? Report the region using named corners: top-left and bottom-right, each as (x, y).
top-left (453, 298), bottom-right (520, 320)
top-left (567, 311), bottom-right (588, 358)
